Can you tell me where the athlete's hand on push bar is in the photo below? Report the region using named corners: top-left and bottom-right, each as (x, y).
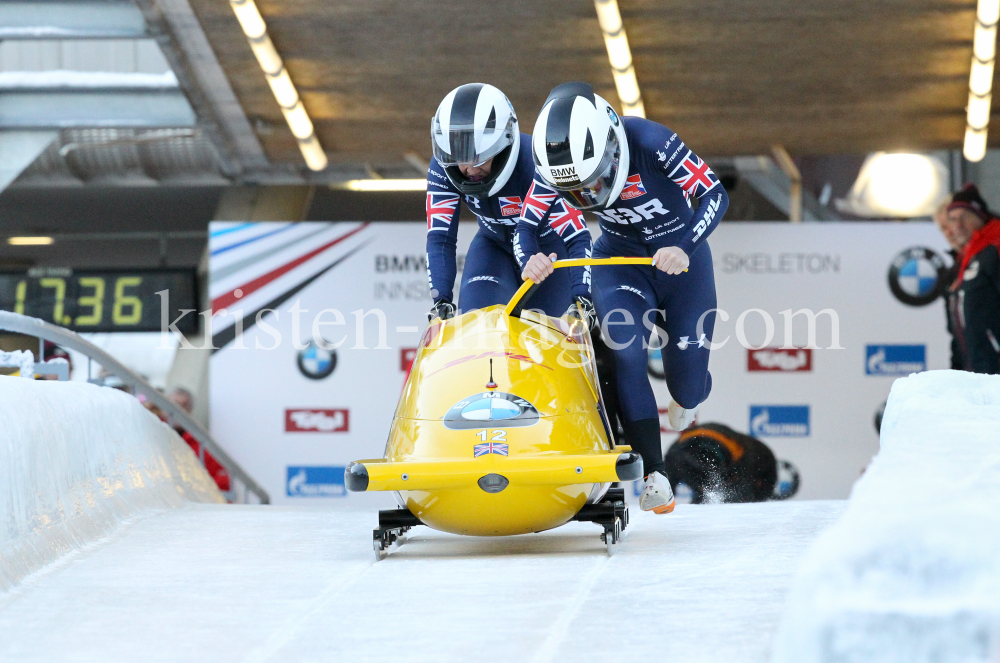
top-left (522, 252), bottom-right (558, 284)
top-left (652, 246), bottom-right (690, 275)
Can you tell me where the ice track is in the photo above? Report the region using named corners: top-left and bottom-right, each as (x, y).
top-left (0, 500), bottom-right (844, 663)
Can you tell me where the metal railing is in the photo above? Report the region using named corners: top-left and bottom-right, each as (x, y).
top-left (0, 310), bottom-right (270, 504)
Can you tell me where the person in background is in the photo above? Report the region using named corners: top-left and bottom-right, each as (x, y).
top-left (946, 184), bottom-right (1000, 374)
top-left (168, 386), bottom-right (231, 492)
top-left (37, 342), bottom-right (72, 380)
top-left (934, 199), bottom-right (967, 370)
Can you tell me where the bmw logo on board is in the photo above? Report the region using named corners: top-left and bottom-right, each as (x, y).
top-left (443, 392), bottom-right (540, 430)
top-left (297, 341), bottom-right (337, 380)
top-left (887, 246), bottom-right (947, 307)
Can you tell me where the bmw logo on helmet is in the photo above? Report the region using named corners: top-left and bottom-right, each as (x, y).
top-left (606, 106), bottom-right (620, 127)
top-left (443, 392), bottom-right (539, 430)
top-left (297, 341), bottom-right (337, 380)
top-left (887, 246), bottom-right (947, 307)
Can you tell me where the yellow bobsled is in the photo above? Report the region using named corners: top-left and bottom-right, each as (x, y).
top-left (346, 258), bottom-right (654, 558)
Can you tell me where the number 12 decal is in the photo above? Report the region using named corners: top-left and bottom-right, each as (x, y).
top-left (476, 429), bottom-right (507, 442)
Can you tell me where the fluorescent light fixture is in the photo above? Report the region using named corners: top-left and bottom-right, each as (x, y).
top-left (266, 69), bottom-right (298, 108)
top-left (594, 0), bottom-right (645, 117)
top-left (979, 0), bottom-right (1000, 25)
top-left (965, 0), bottom-right (998, 161)
top-left (337, 179), bottom-right (426, 192)
top-left (230, 0), bottom-right (265, 39)
top-left (8, 236), bottom-right (54, 245)
top-left (965, 127), bottom-right (988, 162)
top-left (968, 91), bottom-right (992, 129)
top-left (229, 0), bottom-right (327, 171)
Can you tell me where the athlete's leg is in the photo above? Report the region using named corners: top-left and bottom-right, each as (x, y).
top-left (456, 233), bottom-right (521, 311)
top-left (591, 255), bottom-right (664, 474)
top-left (654, 244), bottom-right (717, 410)
top-left (525, 231), bottom-right (572, 317)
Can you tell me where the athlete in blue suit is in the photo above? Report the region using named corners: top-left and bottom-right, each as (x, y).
top-left (515, 82), bottom-right (729, 514)
top-left (425, 83), bottom-right (591, 320)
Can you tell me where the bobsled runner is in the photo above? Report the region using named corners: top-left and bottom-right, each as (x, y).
top-left (346, 258), bottom-right (656, 559)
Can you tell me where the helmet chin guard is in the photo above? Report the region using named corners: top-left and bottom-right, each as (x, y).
top-left (431, 83), bottom-right (520, 197)
top-left (531, 82), bottom-right (630, 211)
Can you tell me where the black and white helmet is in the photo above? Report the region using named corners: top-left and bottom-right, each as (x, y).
top-left (431, 83), bottom-right (519, 197)
top-left (532, 82), bottom-right (630, 211)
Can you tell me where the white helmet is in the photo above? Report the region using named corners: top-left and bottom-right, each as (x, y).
top-left (431, 83), bottom-right (520, 197)
top-left (532, 82), bottom-right (629, 211)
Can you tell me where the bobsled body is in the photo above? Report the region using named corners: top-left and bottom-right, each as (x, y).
top-left (346, 305), bottom-right (640, 536)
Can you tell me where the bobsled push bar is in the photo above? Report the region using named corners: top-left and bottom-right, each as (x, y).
top-left (504, 257), bottom-right (685, 318)
top-left (346, 450), bottom-right (643, 492)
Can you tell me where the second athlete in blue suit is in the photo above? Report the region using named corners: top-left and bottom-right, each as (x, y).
top-left (515, 82), bottom-right (729, 514)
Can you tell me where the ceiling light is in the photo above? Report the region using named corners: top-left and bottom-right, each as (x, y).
top-left (965, 0), bottom-right (997, 162)
top-left (230, 0), bottom-right (266, 40)
top-left (840, 153), bottom-right (948, 217)
top-left (594, 0), bottom-right (645, 117)
top-left (282, 102), bottom-right (314, 140)
top-left (229, 0), bottom-right (327, 171)
top-left (968, 91), bottom-right (992, 129)
top-left (267, 69), bottom-right (299, 109)
top-left (965, 127), bottom-right (988, 162)
top-left (337, 179), bottom-right (426, 192)
top-left (8, 236), bottom-right (54, 245)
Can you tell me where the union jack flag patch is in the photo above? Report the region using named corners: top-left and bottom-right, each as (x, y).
top-left (619, 173), bottom-right (647, 200)
top-left (474, 442), bottom-right (509, 457)
top-left (549, 200), bottom-right (587, 237)
top-left (426, 192), bottom-right (460, 231)
top-left (670, 153), bottom-right (718, 198)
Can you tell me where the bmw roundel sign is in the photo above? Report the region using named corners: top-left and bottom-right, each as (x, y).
top-left (443, 392), bottom-right (540, 430)
top-left (297, 341), bottom-right (337, 380)
top-left (887, 246), bottom-right (947, 307)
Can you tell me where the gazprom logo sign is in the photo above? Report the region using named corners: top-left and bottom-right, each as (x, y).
top-left (750, 406), bottom-right (810, 437)
top-left (865, 345), bottom-right (926, 376)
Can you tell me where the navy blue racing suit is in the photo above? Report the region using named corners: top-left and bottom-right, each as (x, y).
top-left (426, 133), bottom-right (592, 316)
top-left (515, 117), bottom-right (728, 468)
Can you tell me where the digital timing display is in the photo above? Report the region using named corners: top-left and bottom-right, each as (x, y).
top-left (0, 268), bottom-right (198, 333)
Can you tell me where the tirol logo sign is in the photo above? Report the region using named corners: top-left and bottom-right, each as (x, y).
top-left (750, 406), bottom-right (810, 437)
top-left (286, 466), bottom-right (346, 497)
top-left (866, 345), bottom-right (926, 376)
top-left (748, 348), bottom-right (812, 372)
top-left (285, 409), bottom-right (349, 433)
top-left (400, 347), bottom-right (417, 373)
top-left (887, 246), bottom-right (947, 307)
top-left (443, 392), bottom-right (539, 430)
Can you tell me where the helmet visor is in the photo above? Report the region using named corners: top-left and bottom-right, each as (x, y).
top-left (549, 129), bottom-right (620, 211)
top-left (431, 118), bottom-right (514, 167)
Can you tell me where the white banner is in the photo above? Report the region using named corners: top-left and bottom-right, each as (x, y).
top-left (208, 221), bottom-right (951, 503)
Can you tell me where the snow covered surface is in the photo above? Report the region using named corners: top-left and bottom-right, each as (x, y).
top-left (771, 370), bottom-right (1000, 663)
top-left (0, 378), bottom-right (222, 592)
top-left (0, 500), bottom-right (844, 662)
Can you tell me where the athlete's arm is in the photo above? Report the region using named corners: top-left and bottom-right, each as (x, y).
top-left (548, 199), bottom-right (593, 297)
top-left (652, 129), bottom-right (729, 263)
top-left (514, 177), bottom-right (561, 278)
top-left (425, 161), bottom-right (463, 303)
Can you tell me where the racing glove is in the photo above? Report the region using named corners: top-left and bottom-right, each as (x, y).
top-left (428, 299), bottom-right (456, 321)
top-left (566, 296), bottom-right (596, 331)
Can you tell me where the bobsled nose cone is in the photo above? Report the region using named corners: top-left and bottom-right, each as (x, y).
top-left (345, 462), bottom-right (369, 492)
top-left (615, 452), bottom-right (643, 482)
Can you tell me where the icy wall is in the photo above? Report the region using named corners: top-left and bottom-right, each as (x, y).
top-left (771, 370), bottom-right (1000, 663)
top-left (0, 378), bottom-right (223, 592)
